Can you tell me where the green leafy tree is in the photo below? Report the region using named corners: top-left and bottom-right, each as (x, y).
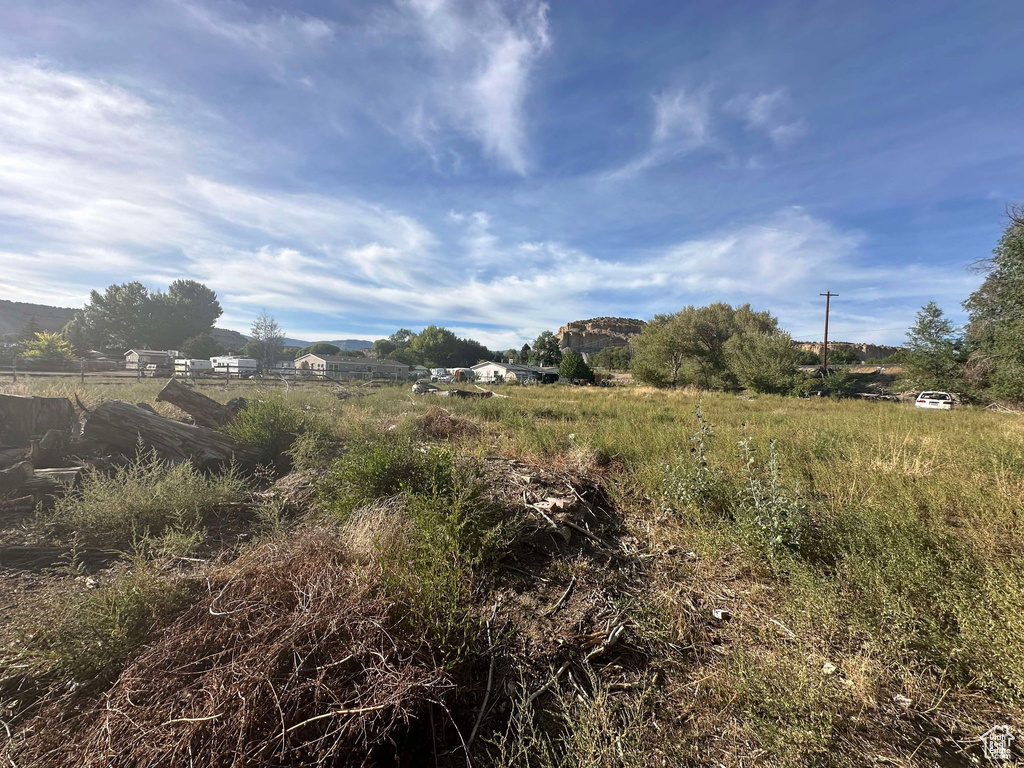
top-left (180, 332), bottom-right (224, 359)
top-left (411, 325), bottom-right (460, 367)
top-left (901, 302), bottom-right (965, 391)
top-left (149, 280), bottom-right (223, 348)
top-left (530, 331), bottom-right (562, 367)
top-left (963, 204), bottom-right (1024, 399)
top-left (559, 349), bottom-right (593, 381)
top-left (590, 345), bottom-right (631, 370)
top-left (71, 280), bottom-right (221, 355)
top-left (825, 345), bottom-right (861, 365)
top-left (633, 303), bottom-right (779, 388)
top-left (296, 342), bottom-right (342, 358)
top-left (21, 331), bottom-right (75, 363)
top-left (520, 343), bottom-right (531, 362)
top-left (76, 282), bottom-right (154, 354)
top-left (724, 331), bottom-right (800, 394)
top-left (62, 315), bottom-right (91, 356)
top-left (244, 311), bottom-right (285, 369)
top-left (372, 339), bottom-right (396, 359)
top-left (631, 313), bottom-right (689, 387)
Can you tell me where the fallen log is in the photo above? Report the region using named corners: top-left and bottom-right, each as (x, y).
top-left (0, 494), bottom-right (35, 516)
top-left (156, 378), bottom-right (237, 429)
top-left (0, 394), bottom-right (76, 446)
top-left (81, 401), bottom-right (260, 469)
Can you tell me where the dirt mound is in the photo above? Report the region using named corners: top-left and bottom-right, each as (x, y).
top-left (477, 458), bottom-right (648, 696)
top-left (11, 527), bottom-right (450, 768)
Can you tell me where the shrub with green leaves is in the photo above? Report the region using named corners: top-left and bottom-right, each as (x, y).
top-left (320, 433), bottom-right (459, 517)
top-left (736, 437), bottom-right (805, 561)
top-left (51, 450), bottom-right (248, 548)
top-left (224, 395), bottom-right (310, 468)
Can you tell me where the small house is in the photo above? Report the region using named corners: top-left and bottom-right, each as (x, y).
top-left (294, 353), bottom-right (410, 381)
top-left (470, 361), bottom-right (558, 384)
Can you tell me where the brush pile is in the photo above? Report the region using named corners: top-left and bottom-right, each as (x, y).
top-left (11, 527), bottom-right (451, 768)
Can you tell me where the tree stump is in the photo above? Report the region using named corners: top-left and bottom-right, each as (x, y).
top-left (0, 394), bottom-right (76, 446)
top-left (81, 401), bottom-right (260, 469)
top-left (156, 378), bottom-right (236, 429)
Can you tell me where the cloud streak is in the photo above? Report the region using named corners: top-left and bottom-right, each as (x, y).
top-left (404, 0), bottom-right (551, 173)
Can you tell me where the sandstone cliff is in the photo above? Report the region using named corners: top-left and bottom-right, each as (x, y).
top-left (794, 340), bottom-right (901, 362)
top-left (557, 317), bottom-right (645, 355)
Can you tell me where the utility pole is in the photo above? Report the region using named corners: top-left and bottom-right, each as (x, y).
top-left (820, 291), bottom-right (838, 373)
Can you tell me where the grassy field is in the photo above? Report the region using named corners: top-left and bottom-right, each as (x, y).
top-left (2, 377), bottom-right (1022, 766)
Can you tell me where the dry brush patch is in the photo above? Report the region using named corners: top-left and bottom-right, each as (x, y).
top-left (8, 526), bottom-right (453, 768)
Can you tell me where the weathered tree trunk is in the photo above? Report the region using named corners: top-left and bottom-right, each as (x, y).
top-left (0, 394), bottom-right (77, 446)
top-left (81, 401), bottom-right (260, 469)
top-left (156, 378), bottom-right (236, 429)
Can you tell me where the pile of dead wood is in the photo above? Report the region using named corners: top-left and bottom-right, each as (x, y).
top-left (411, 380), bottom-right (506, 399)
top-left (1, 380), bottom-right (260, 512)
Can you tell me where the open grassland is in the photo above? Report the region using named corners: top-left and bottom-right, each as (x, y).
top-left (2, 377), bottom-right (1022, 766)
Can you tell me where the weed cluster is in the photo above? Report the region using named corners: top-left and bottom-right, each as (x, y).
top-left (49, 450), bottom-right (248, 549)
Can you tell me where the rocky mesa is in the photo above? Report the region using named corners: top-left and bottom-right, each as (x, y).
top-left (557, 317), bottom-right (645, 355)
top-left (794, 340), bottom-right (901, 362)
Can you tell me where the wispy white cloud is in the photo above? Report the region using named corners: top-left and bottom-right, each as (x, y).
top-left (610, 84), bottom-right (808, 178)
top-left (725, 89), bottom-right (807, 147)
top-left (174, 0), bottom-right (333, 56)
top-left (607, 86), bottom-right (714, 179)
top-left (404, 0), bottom-right (551, 174)
top-left (0, 60), bottom-right (972, 346)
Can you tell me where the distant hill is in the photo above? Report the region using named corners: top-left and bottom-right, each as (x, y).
top-left (284, 338), bottom-right (374, 351)
top-left (0, 300), bottom-right (77, 340)
top-left (2, 299), bottom-right (256, 354)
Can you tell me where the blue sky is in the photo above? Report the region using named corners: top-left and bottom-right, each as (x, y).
top-left (1, 0), bottom-right (1021, 349)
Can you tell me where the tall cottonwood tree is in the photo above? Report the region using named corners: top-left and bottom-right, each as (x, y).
top-left (68, 280), bottom-right (223, 355)
top-left (963, 204), bottom-right (1024, 399)
top-left (632, 303), bottom-right (779, 388)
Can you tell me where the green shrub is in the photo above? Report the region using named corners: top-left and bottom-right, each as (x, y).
top-left (51, 450), bottom-right (248, 548)
top-left (320, 433), bottom-right (460, 518)
top-left (736, 437), bottom-right (806, 561)
top-left (287, 425), bottom-right (342, 471)
top-left (224, 395), bottom-right (309, 468)
top-left (322, 434), bottom-right (504, 664)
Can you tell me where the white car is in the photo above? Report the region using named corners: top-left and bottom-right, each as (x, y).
top-left (915, 391), bottom-right (955, 410)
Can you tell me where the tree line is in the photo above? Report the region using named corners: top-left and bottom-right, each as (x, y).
top-left (899, 204), bottom-right (1024, 402)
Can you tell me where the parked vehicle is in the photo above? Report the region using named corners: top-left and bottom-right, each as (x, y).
top-left (174, 358), bottom-right (214, 376)
top-left (915, 391), bottom-right (955, 410)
